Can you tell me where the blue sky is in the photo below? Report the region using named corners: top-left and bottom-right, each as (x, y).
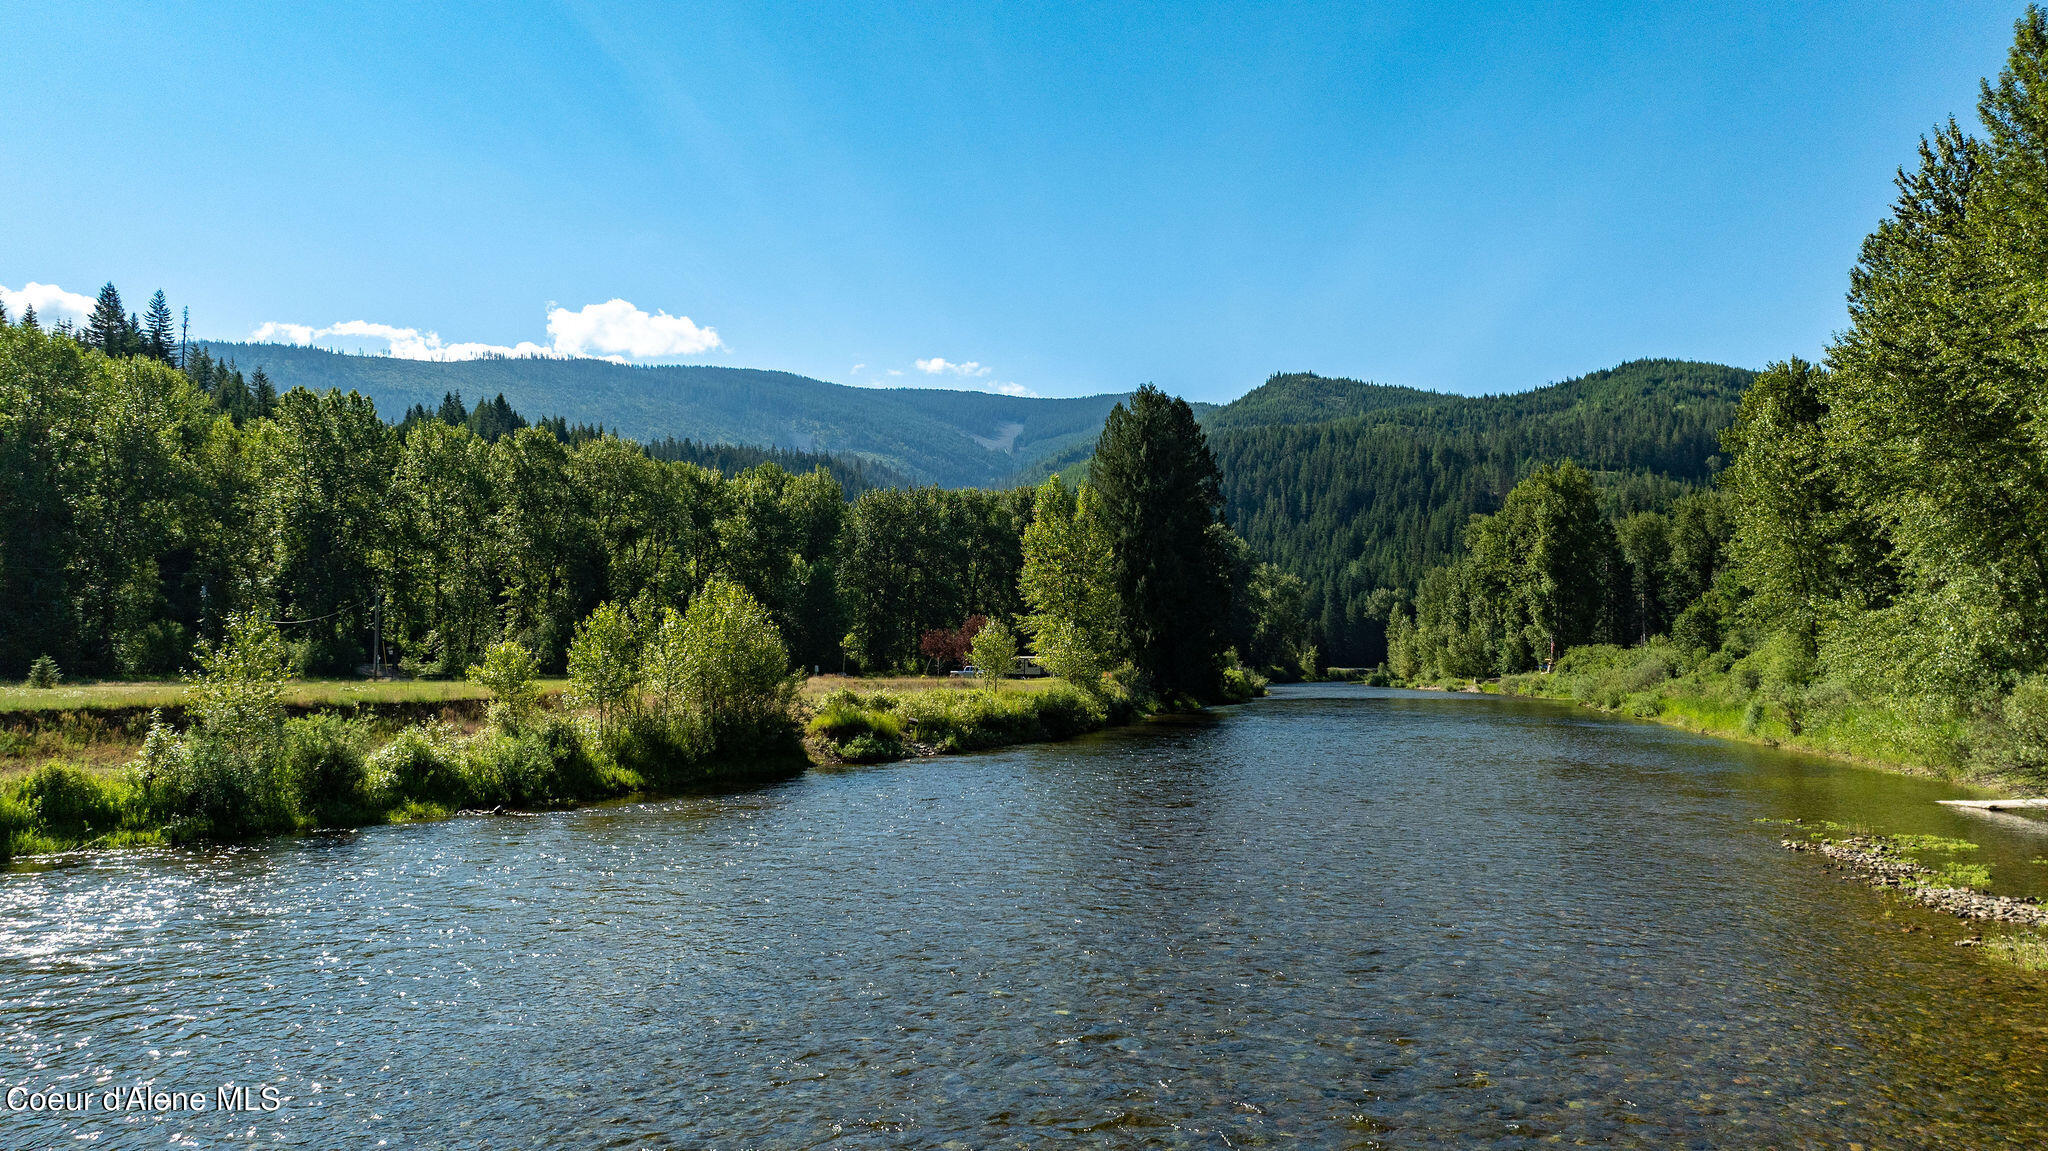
top-left (0, 2), bottom-right (2017, 401)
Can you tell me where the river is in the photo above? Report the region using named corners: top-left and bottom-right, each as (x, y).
top-left (4, 684), bottom-right (2047, 1147)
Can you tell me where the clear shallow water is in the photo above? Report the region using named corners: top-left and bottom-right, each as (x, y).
top-left (5, 684), bottom-right (2048, 1148)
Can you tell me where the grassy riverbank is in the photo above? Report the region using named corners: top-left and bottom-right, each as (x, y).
top-left (1392, 641), bottom-right (2046, 794)
top-left (0, 670), bottom-right (1251, 864)
top-left (804, 678), bottom-right (1142, 764)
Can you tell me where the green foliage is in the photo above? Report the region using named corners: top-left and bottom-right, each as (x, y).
top-left (673, 576), bottom-right (798, 755)
top-left (837, 485), bottom-right (1031, 672)
top-left (1396, 463), bottom-right (1628, 680)
top-left (18, 762), bottom-right (129, 841)
top-left (1092, 384), bottom-right (1234, 700)
top-left (1218, 659), bottom-right (1270, 703)
top-left (895, 682), bottom-right (1112, 753)
top-left (468, 640), bottom-right (542, 732)
top-left (24, 656), bottom-right (59, 689)
top-left (0, 791), bottom-right (31, 862)
top-left (566, 601), bottom-right (641, 740)
top-left (968, 618), bottom-right (1020, 691)
top-left (1020, 478), bottom-right (1125, 690)
top-left (807, 695), bottom-right (907, 763)
top-left (366, 722), bottom-right (468, 808)
top-left (1212, 360), bottom-right (1749, 664)
top-left (187, 612), bottom-right (291, 752)
top-left (280, 714), bottom-right (373, 821)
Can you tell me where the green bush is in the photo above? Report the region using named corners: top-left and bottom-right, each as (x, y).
top-left (18, 762), bottom-right (128, 841)
top-left (367, 723), bottom-right (468, 808)
top-left (25, 654), bottom-right (60, 689)
top-left (158, 736), bottom-right (300, 840)
top-left (0, 791), bottom-right (31, 861)
top-left (458, 731), bottom-right (559, 807)
top-left (809, 701), bottom-right (903, 743)
top-left (282, 714), bottom-right (372, 822)
top-left (1218, 662), bottom-right (1269, 703)
top-left (893, 683), bottom-right (1110, 753)
top-left (808, 700), bottom-right (906, 762)
top-left (2002, 676), bottom-right (2048, 769)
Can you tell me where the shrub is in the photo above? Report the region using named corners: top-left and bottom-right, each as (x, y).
top-left (367, 723), bottom-right (468, 808)
top-left (458, 731), bottom-right (559, 808)
top-left (159, 736), bottom-right (300, 840)
top-left (567, 602), bottom-right (641, 742)
top-left (807, 701), bottom-right (906, 762)
top-left (468, 641), bottom-right (542, 732)
top-left (18, 762), bottom-right (127, 841)
top-left (282, 714), bottom-right (372, 822)
top-left (674, 577), bottom-right (800, 756)
top-left (968, 619), bottom-right (1019, 691)
top-left (25, 655), bottom-right (60, 689)
top-left (0, 791), bottom-right (31, 861)
top-left (1218, 662), bottom-right (1269, 703)
top-left (2002, 676), bottom-right (2048, 769)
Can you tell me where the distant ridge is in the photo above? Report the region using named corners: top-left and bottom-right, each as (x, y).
top-left (198, 342), bottom-right (1128, 489)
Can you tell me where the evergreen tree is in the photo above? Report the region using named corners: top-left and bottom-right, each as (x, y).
top-left (143, 291), bottom-right (176, 361)
top-left (436, 391), bottom-right (467, 424)
top-left (1090, 384), bottom-right (1233, 699)
top-left (85, 283), bottom-right (127, 355)
top-left (18, 305), bottom-right (35, 330)
top-left (251, 368), bottom-right (276, 418)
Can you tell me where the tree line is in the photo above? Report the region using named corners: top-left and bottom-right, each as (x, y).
top-left (0, 307), bottom-right (1309, 701)
top-left (1386, 7), bottom-right (2048, 770)
top-left (1208, 359), bottom-right (1748, 667)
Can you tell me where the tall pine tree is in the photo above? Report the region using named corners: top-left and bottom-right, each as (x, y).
top-left (85, 283), bottom-right (127, 355)
top-left (143, 291), bottom-right (176, 361)
top-left (1090, 384), bottom-right (1233, 700)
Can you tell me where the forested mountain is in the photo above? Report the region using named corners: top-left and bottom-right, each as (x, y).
top-left (195, 342), bottom-right (1126, 488)
top-left (1200, 372), bottom-right (1445, 430)
top-left (1207, 359), bottom-right (1752, 664)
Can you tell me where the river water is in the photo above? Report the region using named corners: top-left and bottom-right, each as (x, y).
top-left (5, 685), bottom-right (2048, 1148)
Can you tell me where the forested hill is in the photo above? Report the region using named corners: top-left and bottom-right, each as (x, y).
top-left (1200, 372), bottom-right (1445, 430)
top-left (1207, 359), bottom-right (1752, 664)
top-left (195, 342), bottom-right (1127, 488)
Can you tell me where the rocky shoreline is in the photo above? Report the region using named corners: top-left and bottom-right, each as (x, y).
top-left (1782, 834), bottom-right (2048, 927)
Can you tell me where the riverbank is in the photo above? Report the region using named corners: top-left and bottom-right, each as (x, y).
top-left (1385, 642), bottom-right (2042, 796)
top-left (0, 673), bottom-right (1241, 866)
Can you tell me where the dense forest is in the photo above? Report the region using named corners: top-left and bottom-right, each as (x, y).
top-left (1208, 360), bottom-right (1749, 665)
top-left (1387, 8), bottom-right (2048, 780)
top-left (0, 301), bottom-right (1310, 699)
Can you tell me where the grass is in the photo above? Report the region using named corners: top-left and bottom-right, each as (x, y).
top-left (799, 673), bottom-right (1066, 699)
top-left (1483, 642), bottom-right (2009, 787)
top-left (0, 677), bottom-right (571, 714)
top-left (1986, 934), bottom-right (2048, 972)
top-left (804, 677), bottom-right (1138, 763)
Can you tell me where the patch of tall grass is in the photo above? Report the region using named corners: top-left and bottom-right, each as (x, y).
top-left (806, 680), bottom-right (1134, 763)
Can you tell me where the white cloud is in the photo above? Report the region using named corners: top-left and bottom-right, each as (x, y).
top-left (1, 281), bottom-right (97, 322)
top-left (251, 319), bottom-right (551, 362)
top-left (915, 357), bottom-right (990, 377)
top-left (248, 297), bottom-right (722, 363)
top-left (546, 298), bottom-right (722, 358)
